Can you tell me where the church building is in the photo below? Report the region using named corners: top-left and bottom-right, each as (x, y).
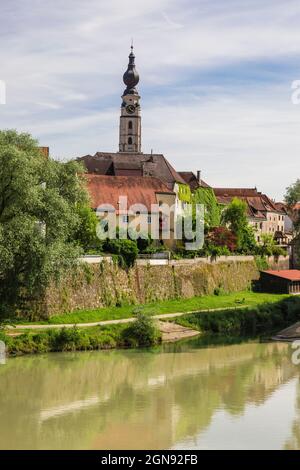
top-left (78, 46), bottom-right (195, 246)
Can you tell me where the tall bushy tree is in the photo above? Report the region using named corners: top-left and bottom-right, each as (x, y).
top-left (285, 179), bottom-right (300, 232)
top-left (285, 179), bottom-right (300, 207)
top-left (222, 198), bottom-right (257, 253)
top-left (285, 180), bottom-right (300, 261)
top-left (0, 130), bottom-right (89, 314)
top-left (72, 204), bottom-right (102, 252)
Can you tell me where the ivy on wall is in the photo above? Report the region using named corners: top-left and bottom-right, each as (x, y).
top-left (193, 187), bottom-right (221, 228)
top-left (178, 183), bottom-right (192, 203)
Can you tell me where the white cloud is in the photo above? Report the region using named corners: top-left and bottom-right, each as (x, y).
top-left (0, 0), bottom-right (299, 199)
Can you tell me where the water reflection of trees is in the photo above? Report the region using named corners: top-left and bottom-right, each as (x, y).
top-left (0, 342), bottom-right (297, 449)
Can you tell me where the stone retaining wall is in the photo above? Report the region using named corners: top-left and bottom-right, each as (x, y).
top-left (28, 255), bottom-right (289, 318)
top-left (41, 258), bottom-right (260, 318)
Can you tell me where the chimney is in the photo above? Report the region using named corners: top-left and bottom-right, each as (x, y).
top-left (197, 170), bottom-right (201, 185)
top-left (39, 146), bottom-right (49, 159)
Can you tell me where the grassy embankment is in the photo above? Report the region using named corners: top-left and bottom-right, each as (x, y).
top-left (1, 292), bottom-right (298, 356)
top-left (1, 313), bottom-right (161, 356)
top-left (20, 291), bottom-right (290, 325)
top-left (173, 295), bottom-right (300, 338)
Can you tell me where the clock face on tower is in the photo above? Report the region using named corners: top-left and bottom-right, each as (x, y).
top-left (126, 104), bottom-right (135, 114)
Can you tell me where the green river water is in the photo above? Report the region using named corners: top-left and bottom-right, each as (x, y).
top-left (0, 338), bottom-right (299, 450)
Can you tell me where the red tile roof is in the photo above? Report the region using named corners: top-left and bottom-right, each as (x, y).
top-left (274, 202), bottom-right (288, 214)
top-left (262, 270), bottom-right (300, 281)
top-left (214, 188), bottom-right (259, 197)
top-left (86, 174), bottom-right (175, 213)
top-left (213, 187), bottom-right (280, 220)
top-left (178, 172), bottom-right (211, 190)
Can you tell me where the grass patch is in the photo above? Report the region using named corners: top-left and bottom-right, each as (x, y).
top-left (3, 324), bottom-right (125, 356)
top-left (174, 296), bottom-right (300, 337)
top-left (2, 319), bottom-right (162, 356)
top-left (14, 291), bottom-right (290, 325)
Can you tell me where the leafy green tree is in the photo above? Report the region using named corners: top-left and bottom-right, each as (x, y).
top-left (72, 205), bottom-right (103, 253)
top-left (285, 180), bottom-right (300, 261)
top-left (222, 198), bottom-right (257, 253)
top-left (285, 179), bottom-right (300, 207)
top-left (285, 179), bottom-right (300, 233)
top-left (256, 233), bottom-right (285, 257)
top-left (0, 130), bottom-right (88, 315)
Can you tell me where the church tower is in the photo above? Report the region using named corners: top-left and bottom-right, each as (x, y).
top-left (119, 45), bottom-right (141, 153)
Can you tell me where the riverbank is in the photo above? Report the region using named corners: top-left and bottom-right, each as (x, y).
top-left (172, 295), bottom-right (300, 337)
top-left (1, 295), bottom-right (299, 356)
top-left (13, 291), bottom-right (289, 325)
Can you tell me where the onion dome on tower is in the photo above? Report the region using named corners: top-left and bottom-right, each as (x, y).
top-left (123, 45), bottom-right (140, 95)
top-left (119, 44), bottom-right (142, 153)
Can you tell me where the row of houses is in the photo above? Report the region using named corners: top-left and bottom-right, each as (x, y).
top-left (81, 155), bottom-right (297, 251)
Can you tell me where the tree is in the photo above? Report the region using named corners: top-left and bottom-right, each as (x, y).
top-left (285, 179), bottom-right (300, 207)
top-left (285, 179), bottom-right (300, 232)
top-left (256, 233), bottom-right (285, 257)
top-left (0, 130), bottom-right (88, 315)
top-left (222, 198), bottom-right (257, 253)
top-left (207, 226), bottom-right (237, 252)
top-left (285, 180), bottom-right (300, 262)
top-left (72, 205), bottom-right (103, 253)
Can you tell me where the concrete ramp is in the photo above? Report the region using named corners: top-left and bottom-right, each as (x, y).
top-left (157, 321), bottom-right (200, 342)
top-left (273, 322), bottom-right (300, 342)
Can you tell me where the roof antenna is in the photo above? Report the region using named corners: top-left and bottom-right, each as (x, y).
top-left (131, 38), bottom-right (134, 51)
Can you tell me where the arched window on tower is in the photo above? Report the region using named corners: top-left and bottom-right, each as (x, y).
top-left (128, 137), bottom-right (132, 145)
top-left (128, 121), bottom-right (133, 130)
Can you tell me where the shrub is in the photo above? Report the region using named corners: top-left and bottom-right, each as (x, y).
top-left (136, 234), bottom-right (153, 253)
top-left (50, 326), bottom-right (91, 351)
top-left (103, 239), bottom-right (138, 268)
top-left (0, 330), bottom-right (7, 344)
top-left (255, 256), bottom-right (269, 271)
top-left (121, 311), bottom-right (161, 347)
top-left (213, 286), bottom-right (227, 296)
top-left (89, 333), bottom-right (117, 349)
top-left (198, 244), bottom-right (230, 258)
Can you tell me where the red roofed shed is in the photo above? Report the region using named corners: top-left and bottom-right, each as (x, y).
top-left (260, 270), bottom-right (300, 294)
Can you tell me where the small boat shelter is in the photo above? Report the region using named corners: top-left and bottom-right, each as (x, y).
top-left (260, 270), bottom-right (300, 295)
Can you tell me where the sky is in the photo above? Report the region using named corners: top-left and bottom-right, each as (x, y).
top-left (0, 0), bottom-right (300, 200)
